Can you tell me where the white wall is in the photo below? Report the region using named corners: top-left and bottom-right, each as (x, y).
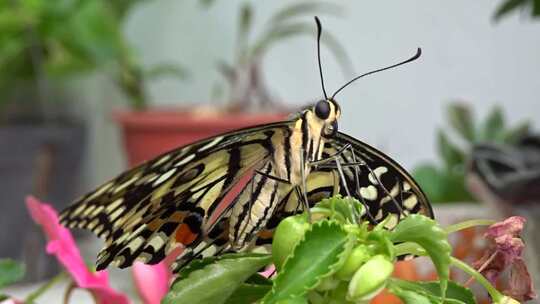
top-left (88, 0), bottom-right (540, 185)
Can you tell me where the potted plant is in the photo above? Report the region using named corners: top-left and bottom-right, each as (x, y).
top-left (0, 0), bottom-right (128, 281)
top-left (412, 102), bottom-right (530, 204)
top-left (113, 1), bottom-right (353, 166)
top-left (409, 102), bottom-right (533, 296)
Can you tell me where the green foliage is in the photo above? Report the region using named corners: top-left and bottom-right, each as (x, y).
top-left (217, 1), bottom-right (353, 110)
top-left (390, 214), bottom-right (452, 296)
top-left (389, 279), bottom-right (476, 304)
top-left (0, 259), bottom-right (25, 288)
top-left (412, 102), bottom-right (531, 203)
top-left (263, 220), bottom-right (354, 303)
top-left (162, 196), bottom-right (487, 304)
top-left (494, 0), bottom-right (540, 21)
top-left (163, 253), bottom-right (272, 304)
top-left (0, 0), bottom-right (125, 106)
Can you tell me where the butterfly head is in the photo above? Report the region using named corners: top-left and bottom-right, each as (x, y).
top-left (313, 98), bottom-right (340, 138)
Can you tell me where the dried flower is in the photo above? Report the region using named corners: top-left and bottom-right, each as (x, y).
top-left (473, 216), bottom-right (536, 302)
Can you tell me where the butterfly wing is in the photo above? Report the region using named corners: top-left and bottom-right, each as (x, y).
top-left (60, 122), bottom-right (290, 270)
top-left (254, 131), bottom-right (433, 245)
top-left (321, 132), bottom-right (434, 227)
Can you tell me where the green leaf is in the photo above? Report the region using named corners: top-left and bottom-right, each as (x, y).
top-left (144, 62), bottom-right (190, 81)
top-left (269, 2), bottom-right (341, 25)
top-left (411, 163), bottom-right (446, 203)
top-left (419, 281), bottom-right (476, 304)
top-left (503, 120), bottom-right (531, 144)
top-left (252, 21), bottom-right (354, 77)
top-left (447, 103), bottom-right (476, 142)
top-left (225, 283), bottom-right (272, 304)
top-left (390, 288), bottom-right (436, 304)
top-left (312, 195), bottom-right (364, 224)
top-left (389, 279), bottom-right (476, 304)
top-left (163, 253), bottom-right (271, 304)
top-left (481, 106), bottom-right (505, 142)
top-left (239, 3), bottom-right (253, 39)
top-left (390, 215), bottom-right (452, 296)
top-left (262, 220), bottom-right (354, 304)
top-left (493, 0), bottom-right (528, 21)
top-left (0, 259), bottom-right (25, 288)
top-left (436, 129), bottom-right (465, 170)
top-left (175, 252), bottom-right (271, 285)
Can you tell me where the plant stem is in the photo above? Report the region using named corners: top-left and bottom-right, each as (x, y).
top-left (24, 272), bottom-right (66, 303)
top-left (444, 219), bottom-right (496, 234)
top-left (450, 257), bottom-right (503, 302)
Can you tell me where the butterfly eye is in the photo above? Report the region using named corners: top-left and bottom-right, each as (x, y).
top-left (315, 100), bottom-right (330, 120)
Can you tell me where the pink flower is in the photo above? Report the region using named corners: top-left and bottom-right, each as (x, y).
top-left (473, 216), bottom-right (536, 302)
top-left (26, 196), bottom-right (130, 304)
top-left (132, 246), bottom-right (182, 304)
top-left (132, 262), bottom-right (170, 304)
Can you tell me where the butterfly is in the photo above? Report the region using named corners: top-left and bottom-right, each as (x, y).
top-left (59, 17), bottom-right (433, 272)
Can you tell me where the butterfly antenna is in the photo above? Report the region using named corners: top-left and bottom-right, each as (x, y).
top-left (315, 16), bottom-right (328, 99)
top-left (331, 47), bottom-right (422, 99)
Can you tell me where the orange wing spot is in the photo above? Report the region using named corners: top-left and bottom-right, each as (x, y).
top-left (175, 224), bottom-right (198, 245)
top-left (257, 229), bottom-right (274, 239)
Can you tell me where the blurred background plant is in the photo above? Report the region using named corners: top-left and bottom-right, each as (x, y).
top-left (214, 1), bottom-right (353, 112)
top-left (494, 0), bottom-right (540, 21)
top-left (412, 102), bottom-right (532, 203)
top-left (0, 0), bottom-right (125, 122)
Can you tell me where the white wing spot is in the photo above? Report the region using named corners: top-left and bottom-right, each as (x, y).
top-left (368, 166), bottom-right (388, 185)
top-left (153, 168), bottom-right (177, 186)
top-left (175, 154), bottom-right (195, 167)
top-left (403, 182), bottom-right (411, 191)
top-left (109, 207), bottom-right (125, 222)
top-left (152, 154), bottom-right (171, 168)
top-left (127, 237), bottom-right (145, 253)
top-left (359, 185), bottom-right (378, 201)
top-left (85, 182), bottom-right (113, 202)
top-left (403, 195), bottom-right (418, 210)
top-left (114, 175), bottom-right (139, 193)
top-left (91, 205), bottom-right (104, 217)
top-left (384, 214), bottom-right (399, 229)
top-left (198, 136), bottom-right (224, 153)
top-left (105, 198), bottom-right (124, 213)
top-left (148, 233), bottom-right (167, 251)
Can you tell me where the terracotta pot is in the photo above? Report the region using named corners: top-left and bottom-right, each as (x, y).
top-left (114, 110), bottom-right (288, 166)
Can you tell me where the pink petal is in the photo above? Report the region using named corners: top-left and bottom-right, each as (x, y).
top-left (504, 259), bottom-right (537, 301)
top-left (25, 196), bottom-right (130, 304)
top-left (485, 216), bottom-right (525, 239)
top-left (259, 264), bottom-right (276, 278)
top-left (133, 262), bottom-right (171, 304)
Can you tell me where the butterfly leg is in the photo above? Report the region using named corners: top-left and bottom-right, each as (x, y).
top-left (310, 145), bottom-right (380, 224)
top-left (299, 147), bottom-right (312, 221)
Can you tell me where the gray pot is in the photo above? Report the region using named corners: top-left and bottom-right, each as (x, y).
top-left (0, 123), bottom-right (86, 282)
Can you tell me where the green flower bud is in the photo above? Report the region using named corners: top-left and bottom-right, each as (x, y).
top-left (347, 255), bottom-right (394, 302)
top-left (272, 214), bottom-right (310, 270)
top-left (335, 244), bottom-right (372, 280)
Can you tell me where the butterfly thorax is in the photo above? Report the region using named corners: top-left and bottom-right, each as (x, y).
top-left (273, 99), bottom-right (341, 186)
top-left (227, 99), bottom-right (341, 249)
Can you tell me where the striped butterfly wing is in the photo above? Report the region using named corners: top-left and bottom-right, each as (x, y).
top-left (320, 132), bottom-right (434, 227)
top-left (253, 131), bottom-right (433, 246)
top-left (60, 122), bottom-right (290, 270)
